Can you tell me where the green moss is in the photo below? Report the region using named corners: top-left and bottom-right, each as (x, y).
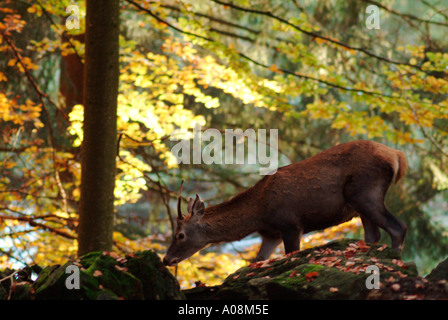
top-left (11, 250), bottom-right (185, 300)
top-left (124, 251), bottom-right (184, 300)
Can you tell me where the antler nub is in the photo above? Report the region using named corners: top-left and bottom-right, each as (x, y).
top-left (177, 180), bottom-right (184, 220)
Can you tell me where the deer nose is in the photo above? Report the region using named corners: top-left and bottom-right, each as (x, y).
top-left (163, 256), bottom-right (178, 266)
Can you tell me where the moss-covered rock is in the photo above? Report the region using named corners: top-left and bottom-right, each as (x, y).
top-left (425, 257), bottom-right (448, 282)
top-left (124, 251), bottom-right (183, 299)
top-left (1, 250), bottom-right (184, 300)
top-left (184, 239), bottom-right (422, 300)
top-left (5, 239), bottom-right (448, 300)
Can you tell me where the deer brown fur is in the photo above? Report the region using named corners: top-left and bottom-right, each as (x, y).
top-left (163, 140), bottom-right (408, 266)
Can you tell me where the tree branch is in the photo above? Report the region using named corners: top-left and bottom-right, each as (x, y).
top-left (124, 0), bottom-right (397, 100)
top-left (0, 214), bottom-right (77, 239)
top-left (210, 0), bottom-right (423, 71)
top-left (161, 3), bottom-right (260, 35)
top-left (362, 0), bottom-right (448, 28)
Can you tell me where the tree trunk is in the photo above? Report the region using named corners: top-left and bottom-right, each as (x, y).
top-left (77, 0), bottom-right (120, 256)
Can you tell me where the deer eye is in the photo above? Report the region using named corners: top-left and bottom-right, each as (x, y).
top-left (177, 232), bottom-right (185, 240)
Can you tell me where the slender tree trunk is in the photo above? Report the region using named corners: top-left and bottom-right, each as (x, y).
top-left (77, 0), bottom-right (120, 256)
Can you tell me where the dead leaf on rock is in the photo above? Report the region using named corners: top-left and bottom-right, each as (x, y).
top-left (109, 252), bottom-right (120, 259)
top-left (93, 270), bottom-right (103, 277)
top-left (305, 271), bottom-right (319, 282)
top-left (356, 240), bottom-right (370, 252)
top-left (385, 276), bottom-right (396, 283)
top-left (391, 283), bottom-right (401, 291)
top-left (289, 270), bottom-right (300, 278)
top-left (114, 265), bottom-right (128, 272)
top-left (415, 282), bottom-right (424, 289)
top-left (345, 261), bottom-right (355, 267)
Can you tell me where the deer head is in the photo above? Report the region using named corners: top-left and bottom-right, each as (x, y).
top-left (163, 182), bottom-right (209, 266)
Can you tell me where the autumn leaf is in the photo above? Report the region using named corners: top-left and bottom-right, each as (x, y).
top-left (392, 259), bottom-right (408, 269)
top-left (289, 270), bottom-right (300, 278)
top-left (305, 271), bottom-right (319, 281)
top-left (109, 252), bottom-right (120, 259)
top-left (268, 64), bottom-right (283, 74)
top-left (115, 265), bottom-right (128, 272)
top-left (391, 283), bottom-right (401, 292)
top-left (356, 240), bottom-right (370, 252)
top-left (93, 270), bottom-right (103, 277)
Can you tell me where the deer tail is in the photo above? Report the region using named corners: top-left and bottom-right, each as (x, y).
top-left (394, 151), bottom-right (408, 184)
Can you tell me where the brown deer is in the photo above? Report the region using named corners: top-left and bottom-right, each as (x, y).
top-left (163, 140), bottom-right (408, 266)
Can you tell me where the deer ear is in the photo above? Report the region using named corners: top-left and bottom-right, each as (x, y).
top-left (187, 197), bottom-right (194, 214)
top-left (191, 194), bottom-right (205, 219)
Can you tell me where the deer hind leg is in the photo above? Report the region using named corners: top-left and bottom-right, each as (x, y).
top-left (345, 182), bottom-right (407, 252)
top-left (282, 227), bottom-right (303, 254)
top-left (254, 236), bottom-right (282, 261)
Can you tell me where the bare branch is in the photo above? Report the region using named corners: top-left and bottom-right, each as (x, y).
top-left (210, 0), bottom-right (424, 70)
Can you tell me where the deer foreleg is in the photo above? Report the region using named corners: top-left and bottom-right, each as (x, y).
top-left (254, 236), bottom-right (282, 261)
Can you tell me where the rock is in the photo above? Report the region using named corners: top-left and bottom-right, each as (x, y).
top-left (5, 239), bottom-right (448, 300)
top-left (0, 250), bottom-right (184, 300)
top-left (425, 257), bottom-right (448, 282)
top-left (184, 239), bottom-right (420, 300)
top-left (123, 251), bottom-right (184, 300)
top-left (366, 277), bottom-right (448, 300)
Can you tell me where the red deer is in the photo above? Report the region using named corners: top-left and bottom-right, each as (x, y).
top-left (163, 140), bottom-right (408, 266)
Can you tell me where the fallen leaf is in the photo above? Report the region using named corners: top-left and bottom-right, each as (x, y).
top-left (392, 259), bottom-right (408, 268)
top-left (415, 282), bottom-right (424, 289)
top-left (391, 283), bottom-right (401, 291)
top-left (117, 257), bottom-right (128, 264)
top-left (396, 271), bottom-right (408, 278)
top-left (93, 270), bottom-right (103, 277)
top-left (385, 276), bottom-right (396, 283)
top-left (305, 271), bottom-right (319, 282)
top-left (345, 261), bottom-right (355, 267)
top-left (289, 270), bottom-right (300, 278)
top-left (356, 240), bottom-right (370, 252)
top-left (114, 265), bottom-right (128, 272)
top-left (109, 252), bottom-right (120, 259)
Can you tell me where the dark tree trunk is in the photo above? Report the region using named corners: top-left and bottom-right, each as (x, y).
top-left (77, 0), bottom-right (120, 256)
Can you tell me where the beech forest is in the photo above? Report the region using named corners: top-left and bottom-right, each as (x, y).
top-left (1, 0), bottom-right (448, 291)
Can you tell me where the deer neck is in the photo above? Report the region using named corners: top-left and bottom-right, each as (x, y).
top-left (202, 187), bottom-right (261, 244)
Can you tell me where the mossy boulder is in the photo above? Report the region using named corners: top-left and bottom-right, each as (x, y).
top-left (1, 250), bottom-right (184, 300)
top-left (184, 239), bottom-right (422, 300)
